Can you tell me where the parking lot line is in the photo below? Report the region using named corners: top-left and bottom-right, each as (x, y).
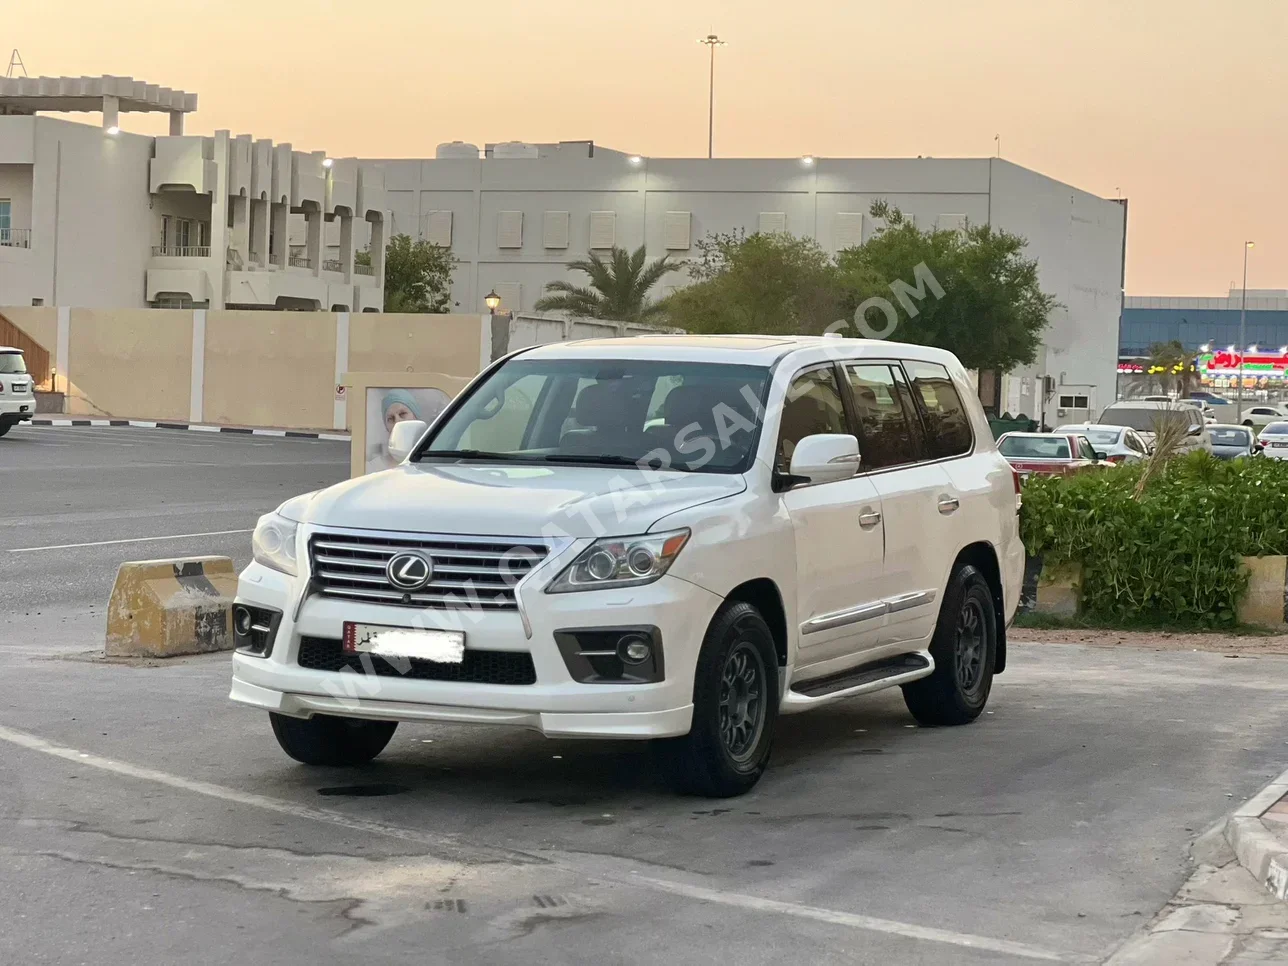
top-left (0, 722), bottom-right (1079, 962)
top-left (8, 528), bottom-right (252, 553)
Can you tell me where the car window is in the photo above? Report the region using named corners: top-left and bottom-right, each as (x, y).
top-left (1210, 427), bottom-right (1250, 445)
top-left (1077, 437), bottom-right (1098, 460)
top-left (1100, 407), bottom-right (1196, 433)
top-left (1126, 431), bottom-right (1147, 453)
top-left (843, 363), bottom-right (919, 470)
top-left (903, 361), bottom-right (972, 459)
top-left (998, 436), bottom-right (1071, 459)
top-left (0, 352), bottom-right (26, 374)
top-left (778, 367), bottom-right (850, 472)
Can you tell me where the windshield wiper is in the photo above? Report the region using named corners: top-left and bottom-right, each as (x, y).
top-left (541, 454), bottom-right (649, 467)
top-left (420, 449), bottom-right (538, 461)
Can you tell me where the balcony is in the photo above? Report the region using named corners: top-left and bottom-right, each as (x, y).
top-left (353, 263), bottom-right (376, 277)
top-left (0, 228), bottom-right (30, 249)
top-left (288, 254), bottom-right (312, 269)
top-left (152, 245), bottom-right (211, 258)
top-left (322, 258), bottom-right (344, 273)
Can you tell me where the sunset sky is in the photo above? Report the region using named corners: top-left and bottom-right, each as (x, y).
top-left (6, 0), bottom-right (1285, 295)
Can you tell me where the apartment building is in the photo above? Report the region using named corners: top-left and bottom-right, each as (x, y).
top-left (0, 75), bottom-right (388, 312)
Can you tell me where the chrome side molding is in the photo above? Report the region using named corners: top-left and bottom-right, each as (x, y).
top-left (800, 588), bottom-right (937, 635)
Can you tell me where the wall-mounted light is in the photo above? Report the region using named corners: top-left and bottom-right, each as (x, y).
top-left (484, 290), bottom-right (501, 312)
top-left (801, 155), bottom-right (816, 166)
top-left (322, 158), bottom-right (334, 168)
top-left (628, 155), bottom-right (643, 165)
top-left (106, 126), bottom-right (120, 136)
top-left (1249, 344), bottom-right (1259, 352)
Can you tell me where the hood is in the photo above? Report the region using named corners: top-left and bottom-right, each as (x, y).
top-left (294, 462), bottom-right (747, 538)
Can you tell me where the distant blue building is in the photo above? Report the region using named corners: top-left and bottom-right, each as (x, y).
top-left (1121, 291), bottom-right (1288, 357)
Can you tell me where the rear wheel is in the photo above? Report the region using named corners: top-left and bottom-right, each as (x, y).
top-left (661, 601), bottom-right (778, 797)
top-left (902, 565), bottom-right (997, 726)
top-left (0, 423), bottom-right (11, 438)
top-left (269, 713), bottom-right (397, 766)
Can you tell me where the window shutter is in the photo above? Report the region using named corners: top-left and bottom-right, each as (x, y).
top-left (543, 210), bottom-right (570, 249)
top-left (758, 211), bottom-right (786, 234)
top-left (663, 211), bottom-right (691, 250)
top-left (424, 210), bottom-right (453, 246)
top-left (589, 210), bottom-right (616, 249)
top-left (834, 212), bottom-right (863, 250)
top-left (497, 210), bottom-right (523, 249)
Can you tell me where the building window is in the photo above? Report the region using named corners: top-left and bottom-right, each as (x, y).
top-left (1059, 394), bottom-right (1089, 409)
top-left (153, 293), bottom-right (194, 309)
top-left (0, 199), bottom-right (10, 243)
top-left (198, 222), bottom-right (210, 248)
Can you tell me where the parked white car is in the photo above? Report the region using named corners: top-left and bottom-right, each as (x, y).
top-left (230, 336), bottom-right (1024, 796)
top-left (1097, 401), bottom-right (1212, 453)
top-left (1257, 421), bottom-right (1288, 459)
top-left (1238, 404), bottom-right (1288, 430)
top-left (0, 346), bottom-right (35, 437)
top-left (1054, 424), bottom-right (1150, 463)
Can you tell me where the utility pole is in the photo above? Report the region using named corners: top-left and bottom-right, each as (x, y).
top-left (6, 49), bottom-right (27, 78)
top-left (1237, 240), bottom-right (1254, 419)
top-left (698, 34), bottom-right (726, 159)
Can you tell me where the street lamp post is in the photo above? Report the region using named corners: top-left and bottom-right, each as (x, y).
top-left (698, 34), bottom-right (726, 159)
top-left (1237, 241), bottom-right (1254, 421)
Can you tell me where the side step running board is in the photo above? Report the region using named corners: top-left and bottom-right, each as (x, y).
top-left (790, 653), bottom-right (932, 699)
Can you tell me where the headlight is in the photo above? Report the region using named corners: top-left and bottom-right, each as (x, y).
top-left (545, 529), bottom-right (690, 594)
top-left (252, 512), bottom-right (299, 576)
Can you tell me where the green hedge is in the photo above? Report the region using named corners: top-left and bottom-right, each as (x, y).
top-left (1019, 451), bottom-right (1288, 625)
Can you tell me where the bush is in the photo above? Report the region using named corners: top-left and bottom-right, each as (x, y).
top-left (1020, 451), bottom-right (1288, 626)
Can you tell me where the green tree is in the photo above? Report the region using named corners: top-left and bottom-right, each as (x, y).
top-left (1144, 339), bottom-right (1196, 396)
top-left (663, 231), bottom-right (842, 336)
top-left (833, 201), bottom-right (1057, 372)
top-left (534, 245), bottom-right (678, 322)
top-left (377, 234), bottom-right (456, 313)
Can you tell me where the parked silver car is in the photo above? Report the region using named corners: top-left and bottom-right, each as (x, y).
top-left (1208, 424), bottom-right (1259, 460)
top-left (1097, 401), bottom-right (1213, 453)
top-left (1054, 424), bottom-right (1150, 463)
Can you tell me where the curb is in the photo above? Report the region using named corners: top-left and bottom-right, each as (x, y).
top-left (28, 418), bottom-right (348, 441)
top-left (1223, 767), bottom-right (1288, 902)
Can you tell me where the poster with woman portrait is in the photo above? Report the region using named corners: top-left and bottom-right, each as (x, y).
top-left (364, 387), bottom-right (452, 474)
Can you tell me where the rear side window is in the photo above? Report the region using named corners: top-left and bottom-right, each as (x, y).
top-left (777, 368), bottom-right (849, 471)
top-left (843, 363), bottom-right (919, 470)
top-left (1077, 437), bottom-right (1098, 460)
top-left (904, 361), bottom-right (972, 459)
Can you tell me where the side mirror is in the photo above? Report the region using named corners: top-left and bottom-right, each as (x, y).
top-left (387, 419), bottom-right (428, 463)
top-left (1093, 449), bottom-right (1107, 460)
top-left (1254, 443), bottom-right (1265, 455)
top-left (788, 434), bottom-right (861, 484)
top-left (1187, 424), bottom-right (1202, 436)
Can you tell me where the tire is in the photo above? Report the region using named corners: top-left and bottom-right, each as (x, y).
top-left (661, 601), bottom-right (779, 798)
top-left (0, 423), bottom-right (11, 438)
top-left (269, 712), bottom-right (398, 766)
top-left (902, 565), bottom-right (997, 726)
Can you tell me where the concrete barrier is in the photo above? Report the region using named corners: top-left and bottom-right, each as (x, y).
top-left (105, 557), bottom-right (236, 658)
top-left (1238, 555), bottom-right (1288, 630)
top-left (1018, 554), bottom-right (1083, 618)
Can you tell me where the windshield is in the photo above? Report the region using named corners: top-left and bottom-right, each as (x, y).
top-left (1099, 407), bottom-right (1198, 433)
top-left (999, 436), bottom-right (1070, 459)
top-left (1057, 426), bottom-right (1119, 445)
top-left (419, 357), bottom-right (772, 473)
top-left (0, 352), bottom-right (27, 374)
top-left (1211, 427), bottom-right (1251, 445)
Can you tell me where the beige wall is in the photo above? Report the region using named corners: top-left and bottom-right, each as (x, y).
top-left (68, 309), bottom-right (193, 418)
top-left (349, 313), bottom-right (482, 378)
top-left (203, 311), bottom-right (336, 429)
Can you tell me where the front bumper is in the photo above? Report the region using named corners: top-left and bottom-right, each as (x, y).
top-left (230, 558), bottom-right (720, 739)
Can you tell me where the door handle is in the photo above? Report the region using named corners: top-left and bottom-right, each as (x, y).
top-left (937, 496), bottom-right (960, 514)
top-left (858, 508), bottom-right (882, 529)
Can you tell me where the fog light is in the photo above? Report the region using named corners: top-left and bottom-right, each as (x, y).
top-left (233, 605), bottom-right (253, 637)
top-left (618, 635), bottom-right (651, 665)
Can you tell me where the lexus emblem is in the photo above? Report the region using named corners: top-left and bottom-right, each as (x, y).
top-left (386, 551), bottom-right (433, 590)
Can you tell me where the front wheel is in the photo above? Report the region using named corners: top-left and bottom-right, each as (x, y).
top-left (269, 712), bottom-right (397, 766)
top-left (661, 601), bottom-right (779, 797)
top-left (0, 423), bottom-right (11, 438)
top-left (902, 565), bottom-right (997, 726)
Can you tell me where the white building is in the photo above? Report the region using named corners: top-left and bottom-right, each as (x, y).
top-left (365, 141), bottom-right (1127, 420)
top-left (0, 75), bottom-right (388, 312)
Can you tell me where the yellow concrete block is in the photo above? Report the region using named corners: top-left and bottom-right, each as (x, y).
top-left (1238, 555), bottom-right (1287, 630)
top-left (105, 556), bottom-right (237, 658)
top-left (1035, 561), bottom-right (1082, 618)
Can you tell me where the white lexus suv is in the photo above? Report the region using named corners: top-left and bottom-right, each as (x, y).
top-left (231, 336), bottom-right (1023, 796)
top-left (0, 346), bottom-right (35, 437)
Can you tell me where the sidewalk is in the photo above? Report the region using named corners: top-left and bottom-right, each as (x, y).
top-left (1226, 770), bottom-right (1288, 903)
top-left (27, 417), bottom-right (349, 441)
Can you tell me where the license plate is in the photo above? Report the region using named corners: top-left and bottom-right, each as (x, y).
top-left (342, 622), bottom-right (465, 663)
top-left (1273, 442), bottom-right (1287, 448)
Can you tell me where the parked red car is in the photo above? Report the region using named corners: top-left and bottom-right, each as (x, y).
top-left (996, 432), bottom-right (1115, 479)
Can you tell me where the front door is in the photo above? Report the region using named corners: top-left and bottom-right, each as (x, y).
top-left (777, 366), bottom-right (887, 667)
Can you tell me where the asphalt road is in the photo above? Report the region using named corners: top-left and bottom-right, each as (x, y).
top-left (2, 425), bottom-right (1287, 965)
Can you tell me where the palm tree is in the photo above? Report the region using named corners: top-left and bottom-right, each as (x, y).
top-left (534, 245), bottom-right (679, 322)
top-left (1144, 339), bottom-right (1197, 397)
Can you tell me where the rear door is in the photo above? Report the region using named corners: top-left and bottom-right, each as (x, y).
top-left (841, 361), bottom-right (952, 647)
